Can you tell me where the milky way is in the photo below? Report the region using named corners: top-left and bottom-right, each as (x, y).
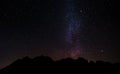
top-left (65, 0), bottom-right (80, 44)
top-left (64, 0), bottom-right (81, 58)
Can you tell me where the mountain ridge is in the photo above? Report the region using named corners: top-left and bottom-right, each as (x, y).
top-left (0, 55), bottom-right (120, 74)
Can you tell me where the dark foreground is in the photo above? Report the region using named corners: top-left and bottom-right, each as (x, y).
top-left (0, 56), bottom-right (120, 74)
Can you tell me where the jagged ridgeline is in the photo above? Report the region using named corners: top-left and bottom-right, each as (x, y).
top-left (0, 56), bottom-right (120, 74)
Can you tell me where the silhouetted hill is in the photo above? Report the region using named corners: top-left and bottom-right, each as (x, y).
top-left (0, 56), bottom-right (120, 74)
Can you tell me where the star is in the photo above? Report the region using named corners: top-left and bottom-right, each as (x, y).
top-left (80, 10), bottom-right (83, 13)
top-left (100, 50), bottom-right (104, 53)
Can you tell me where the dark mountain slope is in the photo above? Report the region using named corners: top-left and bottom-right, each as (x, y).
top-left (0, 56), bottom-right (120, 74)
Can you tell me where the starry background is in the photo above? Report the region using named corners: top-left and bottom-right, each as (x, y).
top-left (0, 0), bottom-right (120, 68)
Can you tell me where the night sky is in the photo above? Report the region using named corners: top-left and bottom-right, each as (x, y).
top-left (0, 0), bottom-right (120, 68)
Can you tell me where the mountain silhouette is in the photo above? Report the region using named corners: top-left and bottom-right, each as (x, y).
top-left (0, 56), bottom-right (120, 74)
